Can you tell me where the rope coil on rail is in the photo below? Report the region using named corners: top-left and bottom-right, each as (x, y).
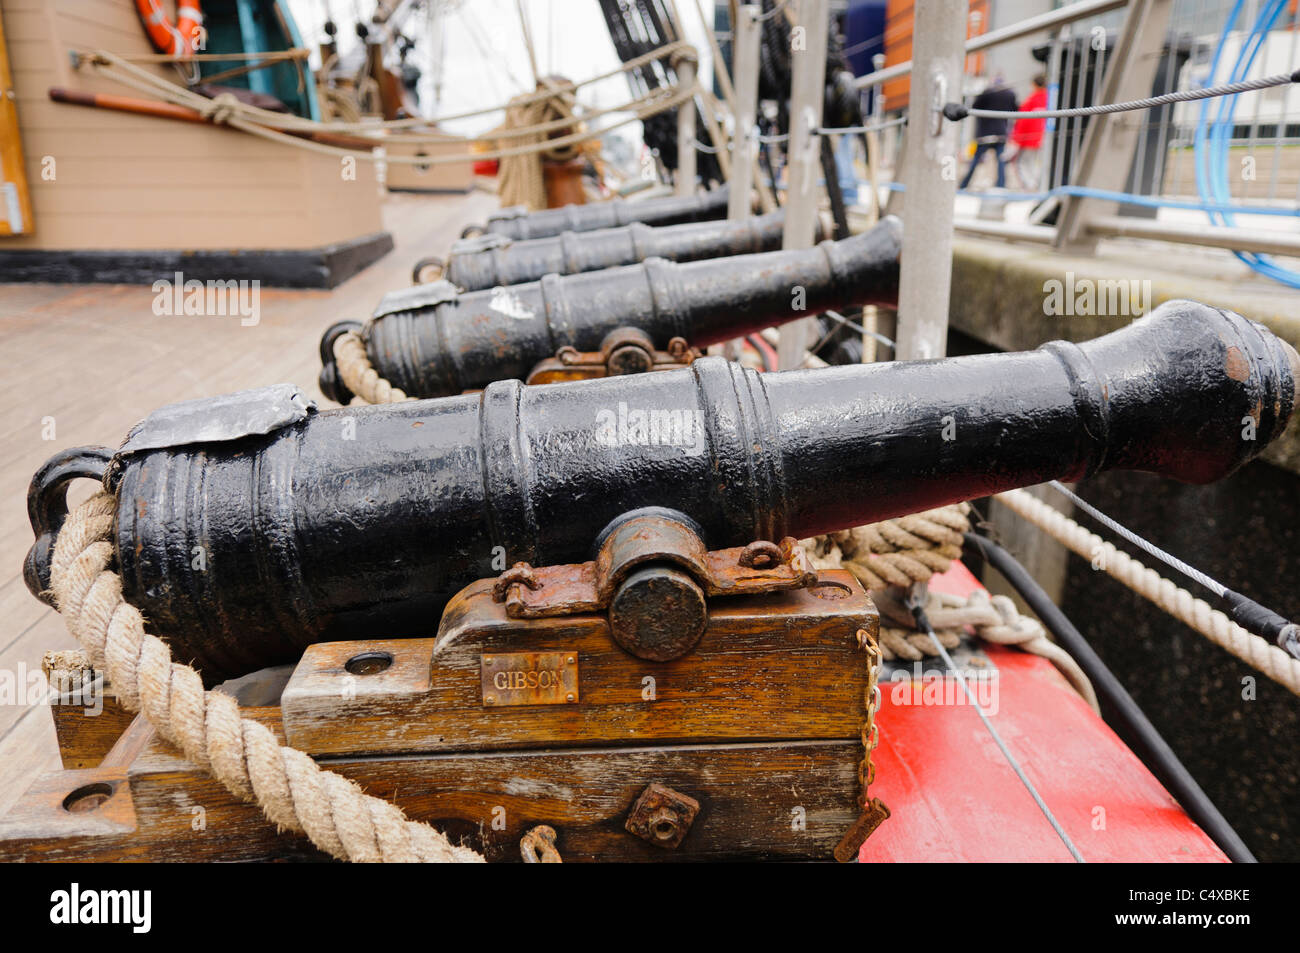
top-left (47, 492), bottom-right (483, 863)
top-left (802, 505), bottom-right (1098, 710)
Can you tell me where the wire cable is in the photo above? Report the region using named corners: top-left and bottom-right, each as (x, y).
top-left (1044, 482), bottom-right (1300, 660)
top-left (1046, 481), bottom-right (1226, 597)
top-left (905, 583), bottom-right (1086, 863)
top-left (943, 70), bottom-right (1300, 121)
top-left (821, 309), bottom-right (897, 350)
top-left (962, 533), bottom-right (1257, 863)
top-left (818, 115), bottom-right (909, 136)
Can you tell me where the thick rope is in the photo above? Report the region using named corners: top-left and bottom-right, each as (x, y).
top-left (803, 504), bottom-right (972, 591)
top-left (79, 46), bottom-right (697, 153)
top-left (48, 492), bottom-right (483, 863)
top-left (75, 41), bottom-right (693, 130)
top-left (83, 48), bottom-right (701, 167)
top-left (996, 488), bottom-right (1300, 697)
top-left (802, 503), bottom-right (1098, 708)
top-left (333, 331), bottom-right (410, 404)
top-left (872, 587), bottom-right (1099, 711)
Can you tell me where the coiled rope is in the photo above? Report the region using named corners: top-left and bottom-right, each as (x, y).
top-left (47, 492), bottom-right (483, 863)
top-left (996, 488), bottom-right (1300, 697)
top-left (802, 504), bottom-right (1097, 709)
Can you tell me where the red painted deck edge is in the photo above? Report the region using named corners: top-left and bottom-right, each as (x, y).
top-left (858, 561), bottom-right (1228, 863)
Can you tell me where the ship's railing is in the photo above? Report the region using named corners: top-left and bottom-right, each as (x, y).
top-left (846, 0), bottom-right (1300, 280)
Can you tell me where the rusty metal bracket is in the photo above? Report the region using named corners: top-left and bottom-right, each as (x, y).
top-left (520, 824), bottom-right (562, 863)
top-left (493, 513), bottom-right (815, 619)
top-left (625, 783), bottom-right (699, 849)
top-left (490, 512), bottom-right (817, 661)
top-left (525, 327), bottom-right (698, 386)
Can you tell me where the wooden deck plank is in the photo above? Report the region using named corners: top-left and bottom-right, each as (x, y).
top-left (0, 190), bottom-right (498, 816)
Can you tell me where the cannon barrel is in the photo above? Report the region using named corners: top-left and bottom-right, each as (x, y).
top-left (476, 184), bottom-right (730, 241)
top-left (437, 209), bottom-right (816, 292)
top-left (320, 217), bottom-right (902, 402)
top-left (26, 301), bottom-right (1297, 682)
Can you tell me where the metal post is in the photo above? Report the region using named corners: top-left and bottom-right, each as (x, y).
top-left (674, 51), bottom-right (698, 196)
top-left (1054, 0), bottom-right (1175, 252)
top-left (728, 4), bottom-right (762, 219)
top-left (777, 0), bottom-right (830, 371)
top-left (698, 89), bottom-right (733, 181)
top-left (689, 0), bottom-right (738, 112)
top-left (665, 0), bottom-right (732, 181)
top-left (893, 0), bottom-right (965, 362)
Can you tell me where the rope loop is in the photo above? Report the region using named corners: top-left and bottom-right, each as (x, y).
top-left (48, 490), bottom-right (484, 863)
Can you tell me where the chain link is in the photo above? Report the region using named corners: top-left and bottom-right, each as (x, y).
top-left (856, 626), bottom-right (883, 805)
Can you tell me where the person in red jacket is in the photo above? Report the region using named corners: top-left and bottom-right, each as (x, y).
top-left (1007, 74), bottom-right (1049, 190)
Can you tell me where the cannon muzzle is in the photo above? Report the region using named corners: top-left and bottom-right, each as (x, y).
top-left (470, 184), bottom-right (731, 241)
top-left (28, 301), bottom-right (1297, 682)
top-left (320, 217), bottom-right (903, 402)
top-left (425, 209), bottom-right (817, 291)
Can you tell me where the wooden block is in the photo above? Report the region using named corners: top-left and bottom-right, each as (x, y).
top-left (0, 729), bottom-right (858, 862)
top-left (282, 570), bottom-right (878, 757)
top-left (49, 686), bottom-right (137, 770)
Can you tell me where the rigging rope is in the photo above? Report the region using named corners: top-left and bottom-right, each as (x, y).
top-left (74, 39), bottom-right (695, 130)
top-left (79, 49), bottom-right (700, 167)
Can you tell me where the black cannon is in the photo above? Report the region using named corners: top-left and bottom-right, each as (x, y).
top-left (467, 184), bottom-right (731, 241)
top-left (27, 301), bottom-right (1297, 682)
top-left (414, 209), bottom-right (816, 289)
top-left (320, 217), bottom-right (902, 402)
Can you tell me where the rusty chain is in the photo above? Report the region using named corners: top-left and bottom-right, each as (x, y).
top-left (833, 626), bottom-right (891, 862)
top-left (857, 627), bottom-right (882, 800)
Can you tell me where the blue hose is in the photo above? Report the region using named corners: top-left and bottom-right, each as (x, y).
top-left (1195, 0), bottom-right (1300, 287)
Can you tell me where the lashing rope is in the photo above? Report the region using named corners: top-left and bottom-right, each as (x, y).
top-left (333, 331), bottom-right (409, 404)
top-left (802, 504), bottom-right (1098, 709)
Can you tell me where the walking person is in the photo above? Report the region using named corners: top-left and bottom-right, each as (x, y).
top-left (1007, 74), bottom-right (1049, 191)
top-left (958, 75), bottom-right (1017, 190)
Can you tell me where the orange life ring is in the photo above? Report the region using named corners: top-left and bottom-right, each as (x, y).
top-left (134, 0), bottom-right (204, 57)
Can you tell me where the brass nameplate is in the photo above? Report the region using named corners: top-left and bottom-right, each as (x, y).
top-left (480, 652), bottom-right (579, 707)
